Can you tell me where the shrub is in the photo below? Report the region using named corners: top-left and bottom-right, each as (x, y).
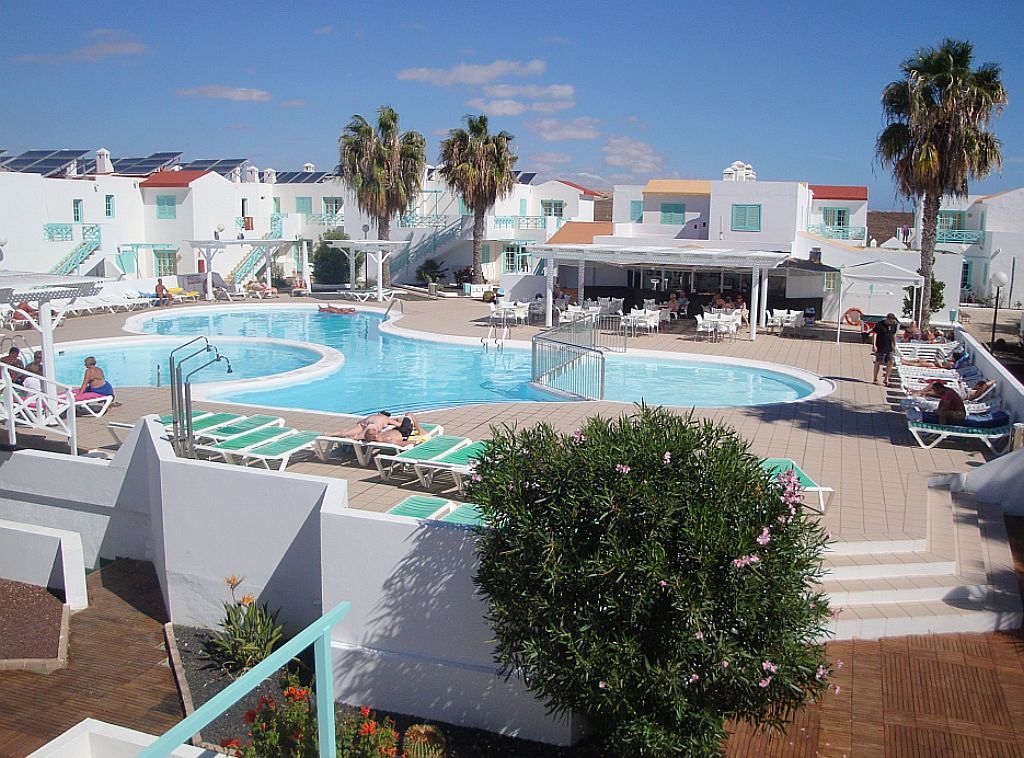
top-left (336, 705), bottom-right (399, 757)
top-left (415, 258), bottom-right (449, 285)
top-left (205, 575), bottom-right (285, 672)
top-left (312, 230), bottom-right (354, 284)
top-left (903, 274), bottom-right (944, 318)
top-left (467, 406), bottom-right (835, 756)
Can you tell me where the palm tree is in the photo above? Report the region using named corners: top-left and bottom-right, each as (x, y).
top-left (876, 38), bottom-right (1006, 327)
top-left (438, 115), bottom-right (517, 284)
top-left (338, 105), bottom-right (426, 285)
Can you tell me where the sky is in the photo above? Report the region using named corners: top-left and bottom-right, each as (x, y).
top-left (2, 1), bottom-right (1023, 210)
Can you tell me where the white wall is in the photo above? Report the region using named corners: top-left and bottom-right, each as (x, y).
top-left (709, 180), bottom-right (802, 246)
top-left (0, 519), bottom-right (88, 610)
top-left (611, 185), bottom-right (644, 223)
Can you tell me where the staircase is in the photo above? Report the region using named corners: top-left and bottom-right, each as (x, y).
top-left (50, 224), bottom-right (103, 275)
top-left (390, 218), bottom-right (466, 282)
top-left (822, 477), bottom-right (1022, 639)
top-left (227, 229), bottom-right (286, 285)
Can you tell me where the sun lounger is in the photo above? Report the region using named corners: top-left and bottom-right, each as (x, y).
top-left (188, 412), bottom-right (247, 434)
top-left (314, 422), bottom-right (444, 466)
top-left (907, 414), bottom-right (1013, 454)
top-left (413, 441), bottom-right (488, 490)
top-left (339, 287), bottom-right (395, 303)
top-left (375, 435), bottom-right (472, 481)
top-left (387, 495), bottom-right (453, 520)
top-left (72, 392), bottom-right (114, 418)
top-left (760, 458), bottom-right (835, 514)
top-left (195, 414), bottom-right (284, 442)
top-left (238, 430), bottom-right (322, 470)
top-left (439, 503), bottom-right (484, 525)
top-left (195, 426), bottom-right (296, 462)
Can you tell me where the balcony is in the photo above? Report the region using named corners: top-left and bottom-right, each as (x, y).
top-left (304, 212), bottom-right (344, 227)
top-left (493, 215), bottom-right (547, 230)
top-left (807, 223), bottom-right (866, 241)
top-left (399, 213), bottom-right (447, 228)
top-left (937, 228), bottom-right (984, 244)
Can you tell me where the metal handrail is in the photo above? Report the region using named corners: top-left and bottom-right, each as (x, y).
top-left (140, 601), bottom-right (351, 757)
top-left (384, 297), bottom-right (404, 319)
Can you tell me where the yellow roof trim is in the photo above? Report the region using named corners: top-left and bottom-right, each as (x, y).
top-left (642, 179), bottom-right (712, 195)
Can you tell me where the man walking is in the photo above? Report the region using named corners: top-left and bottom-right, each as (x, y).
top-left (872, 312), bottom-right (899, 386)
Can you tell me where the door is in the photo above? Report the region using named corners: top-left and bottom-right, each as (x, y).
top-left (72, 198), bottom-right (84, 223)
top-left (241, 198), bottom-right (249, 217)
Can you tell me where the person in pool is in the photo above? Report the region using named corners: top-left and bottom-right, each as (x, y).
top-left (318, 304), bottom-right (357, 315)
top-left (74, 357), bottom-right (115, 400)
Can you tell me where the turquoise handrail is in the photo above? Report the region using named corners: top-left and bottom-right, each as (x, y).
top-left (139, 600), bottom-right (351, 757)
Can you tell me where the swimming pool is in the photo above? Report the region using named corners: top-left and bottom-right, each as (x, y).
top-left (118, 306), bottom-right (828, 414)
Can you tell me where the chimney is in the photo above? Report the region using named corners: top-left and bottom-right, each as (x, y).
top-left (263, 168), bottom-right (277, 184)
top-left (95, 148), bottom-right (113, 174)
top-left (303, 162), bottom-right (315, 172)
top-left (245, 165), bottom-right (259, 183)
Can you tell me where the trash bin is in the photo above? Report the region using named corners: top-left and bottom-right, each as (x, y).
top-left (427, 282), bottom-right (438, 298)
top-left (803, 307), bottom-right (816, 326)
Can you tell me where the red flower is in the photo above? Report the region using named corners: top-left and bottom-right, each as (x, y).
top-left (220, 737), bottom-right (242, 748)
top-left (243, 709), bottom-right (256, 725)
top-left (258, 694), bottom-right (277, 710)
top-left (359, 720), bottom-right (377, 736)
top-left (292, 728), bottom-right (304, 741)
top-left (360, 705), bottom-right (371, 718)
top-left (283, 685), bottom-right (310, 702)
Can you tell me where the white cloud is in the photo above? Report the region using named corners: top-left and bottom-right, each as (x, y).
top-left (314, 25), bottom-right (334, 35)
top-left (530, 100), bottom-right (575, 114)
top-left (467, 98), bottom-right (528, 116)
top-left (177, 85), bottom-right (272, 102)
top-left (483, 83), bottom-right (574, 99)
top-left (15, 29), bottom-right (147, 63)
top-left (529, 117), bottom-right (600, 141)
top-left (602, 135), bottom-right (663, 174)
top-left (528, 151), bottom-right (572, 172)
top-left (280, 98), bottom-right (307, 108)
top-left (396, 58), bottom-right (545, 86)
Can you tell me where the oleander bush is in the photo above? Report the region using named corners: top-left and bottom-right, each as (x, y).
top-left (467, 406), bottom-right (835, 756)
top-left (205, 575), bottom-right (285, 672)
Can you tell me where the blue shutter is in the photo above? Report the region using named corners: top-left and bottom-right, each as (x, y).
top-left (156, 195), bottom-right (176, 220)
top-left (630, 200), bottom-right (644, 222)
top-left (519, 198), bottom-right (528, 217)
top-left (295, 197), bottom-right (312, 215)
top-left (731, 204), bottom-right (761, 231)
top-left (660, 203), bottom-right (685, 224)
top-left (73, 199), bottom-right (84, 222)
top-left (105, 195), bottom-right (115, 219)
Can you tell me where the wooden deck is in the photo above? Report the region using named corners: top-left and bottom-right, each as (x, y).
top-left (0, 560), bottom-right (182, 757)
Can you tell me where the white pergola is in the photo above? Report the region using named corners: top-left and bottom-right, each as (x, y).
top-left (323, 240), bottom-right (406, 302)
top-left (526, 243), bottom-right (790, 340)
top-left (834, 260), bottom-right (924, 344)
top-left (187, 239), bottom-right (293, 300)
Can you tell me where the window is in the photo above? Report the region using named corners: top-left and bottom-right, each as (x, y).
top-left (272, 197), bottom-right (281, 214)
top-left (295, 197), bottom-right (312, 215)
top-left (660, 203), bottom-right (685, 224)
top-left (154, 249), bottom-right (177, 276)
top-left (155, 195), bottom-right (176, 220)
top-left (731, 204), bottom-right (761, 231)
top-left (72, 198), bottom-right (84, 222)
top-left (822, 207), bottom-right (849, 227)
top-left (961, 261), bottom-right (972, 290)
top-left (938, 210), bottom-right (966, 231)
top-left (541, 200), bottom-right (564, 218)
top-left (824, 272), bottom-right (840, 292)
top-left (503, 243), bottom-right (528, 273)
top-left (519, 198), bottom-right (528, 217)
top-left (104, 195), bottom-right (115, 219)
top-left (323, 197), bottom-right (344, 215)
top-left (629, 200), bottom-right (644, 222)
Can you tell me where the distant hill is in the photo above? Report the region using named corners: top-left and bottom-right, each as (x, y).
top-left (868, 210), bottom-right (913, 247)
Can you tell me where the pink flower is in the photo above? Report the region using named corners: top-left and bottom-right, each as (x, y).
top-left (815, 665), bottom-right (829, 681)
top-left (758, 678), bottom-right (772, 688)
top-left (721, 660), bottom-right (729, 668)
top-left (757, 527), bottom-right (771, 545)
top-left (762, 661), bottom-right (778, 673)
top-left (615, 463), bottom-right (631, 474)
top-left (833, 685), bottom-right (841, 695)
top-left (470, 473), bottom-right (482, 483)
top-left (830, 606), bottom-right (842, 620)
top-left (694, 630), bottom-right (704, 641)
top-left (732, 554), bottom-right (760, 568)
top-left (689, 673), bottom-right (700, 683)
top-left (657, 580), bottom-right (667, 588)
top-left (571, 429), bottom-right (586, 443)
top-left (598, 681), bottom-right (607, 689)
top-left (663, 451), bottom-right (672, 464)
top-left (836, 659), bottom-right (844, 669)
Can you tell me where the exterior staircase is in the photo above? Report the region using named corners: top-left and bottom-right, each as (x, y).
top-left (822, 477), bottom-right (1022, 639)
top-left (50, 224), bottom-right (103, 275)
top-left (390, 218), bottom-right (467, 283)
top-left (227, 229), bottom-right (288, 285)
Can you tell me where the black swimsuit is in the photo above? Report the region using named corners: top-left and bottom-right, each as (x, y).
top-left (396, 417), bottom-right (415, 439)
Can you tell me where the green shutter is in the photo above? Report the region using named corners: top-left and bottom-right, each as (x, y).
top-left (156, 195), bottom-right (176, 220)
top-left (272, 197), bottom-right (281, 214)
top-left (519, 198), bottom-right (528, 216)
top-left (630, 200), bottom-right (644, 222)
top-left (731, 204), bottom-right (761, 231)
top-left (660, 203), bottom-right (685, 224)
top-left (482, 243), bottom-right (491, 263)
top-left (295, 197), bottom-right (312, 215)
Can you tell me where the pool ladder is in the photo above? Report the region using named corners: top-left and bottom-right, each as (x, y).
top-left (167, 337), bottom-right (232, 458)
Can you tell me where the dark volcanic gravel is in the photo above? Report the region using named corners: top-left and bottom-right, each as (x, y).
top-left (0, 578), bottom-right (63, 660)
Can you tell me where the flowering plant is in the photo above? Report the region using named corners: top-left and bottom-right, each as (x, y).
top-left (336, 705), bottom-right (399, 757)
top-left (205, 575), bottom-right (285, 672)
top-left (468, 406), bottom-right (835, 755)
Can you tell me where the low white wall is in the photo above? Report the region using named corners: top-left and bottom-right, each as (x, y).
top-left (957, 327), bottom-right (1024, 423)
top-left (962, 448), bottom-right (1024, 514)
top-left (0, 519), bottom-right (88, 610)
top-left (320, 504), bottom-right (583, 745)
top-left (500, 273), bottom-right (548, 302)
top-left (28, 718), bottom-right (212, 757)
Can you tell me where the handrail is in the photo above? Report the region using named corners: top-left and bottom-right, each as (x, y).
top-left (531, 314), bottom-right (606, 399)
top-left (384, 297), bottom-right (404, 319)
top-left (1, 362), bottom-right (79, 454)
top-left (140, 601), bottom-right (351, 757)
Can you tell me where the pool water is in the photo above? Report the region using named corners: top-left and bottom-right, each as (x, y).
top-left (128, 307), bottom-right (816, 414)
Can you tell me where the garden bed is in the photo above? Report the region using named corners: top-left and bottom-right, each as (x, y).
top-left (0, 578), bottom-right (64, 661)
top-left (171, 624), bottom-right (581, 756)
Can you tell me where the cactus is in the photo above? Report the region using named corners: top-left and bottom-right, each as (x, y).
top-left (402, 723), bottom-right (446, 758)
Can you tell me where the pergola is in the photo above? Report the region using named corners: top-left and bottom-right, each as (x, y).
top-left (323, 240), bottom-right (406, 302)
top-left (526, 243), bottom-right (790, 340)
top-left (834, 260), bottom-right (924, 344)
top-left (187, 239), bottom-right (293, 300)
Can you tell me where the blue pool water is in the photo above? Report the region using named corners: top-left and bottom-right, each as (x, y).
top-left (126, 307), bottom-right (816, 414)
top-left (54, 340), bottom-right (319, 389)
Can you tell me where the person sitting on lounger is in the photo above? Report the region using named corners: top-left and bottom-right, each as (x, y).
top-left (154, 279), bottom-right (172, 307)
top-left (932, 380), bottom-right (967, 425)
top-left (20, 363), bottom-right (43, 393)
top-left (1, 347), bottom-right (25, 383)
top-left (318, 304), bottom-right (357, 315)
top-left (900, 322), bottom-right (924, 342)
top-left (74, 356), bottom-right (115, 399)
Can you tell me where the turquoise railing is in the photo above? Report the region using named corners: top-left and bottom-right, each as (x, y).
top-left (937, 228), bottom-right (984, 244)
top-left (43, 223), bottom-right (74, 242)
top-left (139, 600), bottom-right (350, 757)
top-left (390, 219), bottom-right (464, 277)
top-left (305, 212), bottom-right (344, 227)
top-left (50, 239), bottom-right (101, 276)
top-left (230, 228), bottom-right (285, 284)
top-left (493, 215), bottom-right (547, 231)
top-left (399, 213), bottom-right (447, 228)
top-left (82, 223), bottom-right (101, 242)
top-left (807, 224), bottom-right (866, 241)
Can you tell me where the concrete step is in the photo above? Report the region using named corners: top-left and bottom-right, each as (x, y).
top-left (823, 551), bottom-right (956, 580)
top-left (822, 573), bottom-right (989, 606)
top-left (830, 593), bottom-right (1023, 640)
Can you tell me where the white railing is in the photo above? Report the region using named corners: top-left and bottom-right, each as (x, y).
top-left (1, 364), bottom-right (78, 454)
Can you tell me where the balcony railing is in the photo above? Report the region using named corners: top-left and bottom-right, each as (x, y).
top-left (807, 224), bottom-right (866, 241)
top-left (399, 213), bottom-right (447, 228)
top-left (493, 215), bottom-right (548, 230)
top-left (43, 223), bottom-right (74, 242)
top-left (306, 211), bottom-right (344, 227)
top-left (937, 228), bottom-right (984, 244)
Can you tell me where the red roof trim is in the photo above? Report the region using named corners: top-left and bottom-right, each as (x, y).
top-left (809, 184), bottom-right (868, 201)
top-left (139, 170), bottom-right (211, 188)
top-left (557, 179), bottom-right (602, 197)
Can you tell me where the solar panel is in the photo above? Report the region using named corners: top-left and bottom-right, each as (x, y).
top-left (517, 172), bottom-right (538, 185)
top-left (209, 159), bottom-right (247, 175)
top-left (274, 171), bottom-right (329, 184)
top-left (1, 149), bottom-right (88, 176)
top-left (149, 151), bottom-right (183, 162)
top-left (179, 159), bottom-right (219, 170)
top-left (19, 149), bottom-right (59, 160)
top-left (52, 149), bottom-right (88, 162)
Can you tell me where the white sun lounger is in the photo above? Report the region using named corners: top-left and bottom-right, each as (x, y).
top-left (375, 435), bottom-right (472, 481)
top-left (314, 422), bottom-right (443, 466)
top-left (907, 418), bottom-right (1013, 455)
top-left (238, 430), bottom-right (323, 470)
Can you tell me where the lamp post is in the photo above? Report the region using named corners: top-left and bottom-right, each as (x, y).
top-left (990, 270), bottom-right (1009, 350)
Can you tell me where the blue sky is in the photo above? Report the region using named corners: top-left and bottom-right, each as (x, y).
top-left (3, 1), bottom-right (1023, 209)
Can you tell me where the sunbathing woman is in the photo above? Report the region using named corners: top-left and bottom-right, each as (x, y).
top-left (74, 357), bottom-right (115, 400)
top-left (362, 414), bottom-right (424, 447)
top-left (318, 304), bottom-right (357, 315)
top-left (337, 411), bottom-right (421, 440)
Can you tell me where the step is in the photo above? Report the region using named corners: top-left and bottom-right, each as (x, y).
top-left (830, 592), bottom-right (1023, 640)
top-left (826, 536), bottom-right (927, 555)
top-left (821, 573), bottom-right (989, 606)
top-left (823, 551), bottom-right (956, 581)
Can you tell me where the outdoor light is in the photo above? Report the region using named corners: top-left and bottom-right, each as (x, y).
top-left (989, 270), bottom-right (1010, 350)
